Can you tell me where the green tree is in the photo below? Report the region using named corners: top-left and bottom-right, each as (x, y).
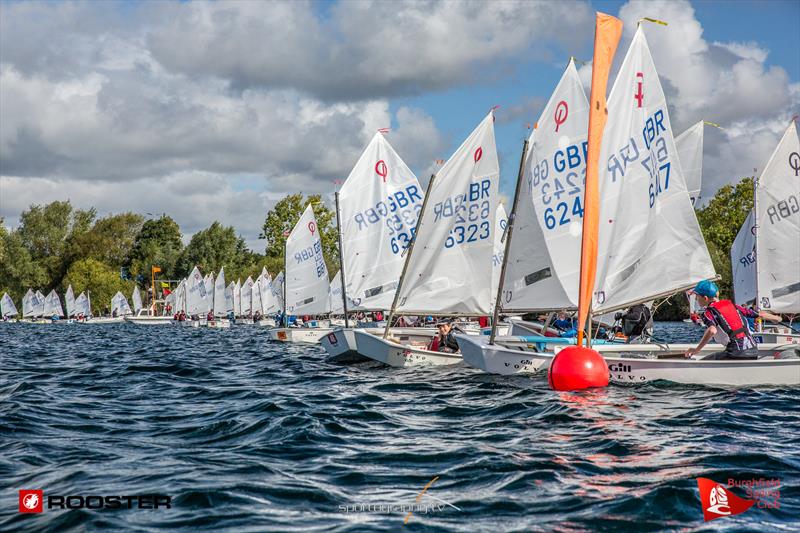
top-left (0, 228), bottom-right (49, 302)
top-left (16, 201), bottom-right (96, 288)
top-left (696, 177), bottom-right (754, 299)
top-left (176, 221), bottom-right (252, 279)
top-left (260, 194), bottom-right (339, 273)
top-left (71, 212), bottom-right (144, 270)
top-left (62, 258), bottom-right (133, 316)
top-left (126, 215), bottom-right (184, 283)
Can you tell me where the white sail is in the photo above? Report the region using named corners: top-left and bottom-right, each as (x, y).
top-left (396, 113), bottom-right (499, 315)
top-left (329, 271), bottom-right (344, 315)
top-left (65, 285), bottom-right (76, 317)
top-left (111, 291), bottom-right (131, 316)
top-left (42, 289), bottom-right (64, 317)
top-left (225, 282), bottom-right (235, 314)
top-left (241, 276), bottom-right (253, 315)
top-left (272, 272), bottom-right (284, 312)
top-left (213, 268), bottom-right (227, 316)
top-left (260, 273), bottom-right (278, 314)
top-left (503, 60), bottom-right (588, 312)
top-left (338, 132), bottom-right (424, 310)
top-left (491, 203), bottom-right (508, 310)
top-left (35, 290), bottom-right (46, 316)
top-left (593, 26), bottom-right (716, 313)
top-left (170, 279), bottom-right (186, 314)
top-left (204, 274), bottom-right (214, 313)
top-left (186, 266), bottom-right (208, 315)
top-left (754, 120), bottom-right (800, 313)
top-left (74, 292), bottom-right (91, 316)
top-left (1, 292), bottom-right (18, 316)
top-left (132, 286), bottom-right (143, 313)
top-left (731, 209), bottom-right (757, 306)
top-left (234, 279), bottom-right (241, 316)
top-left (285, 204), bottom-right (330, 315)
top-left (22, 289), bottom-right (35, 317)
top-left (675, 120), bottom-right (704, 205)
top-left (252, 276), bottom-right (264, 315)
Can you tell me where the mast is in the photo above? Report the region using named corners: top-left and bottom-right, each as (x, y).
top-left (334, 192), bottom-right (350, 328)
top-left (382, 174), bottom-right (437, 338)
top-left (489, 139), bottom-right (529, 344)
top-left (752, 170), bottom-right (761, 331)
top-left (283, 241), bottom-right (288, 327)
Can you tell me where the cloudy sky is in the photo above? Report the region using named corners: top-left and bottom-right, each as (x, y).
top-left (1, 0), bottom-right (798, 249)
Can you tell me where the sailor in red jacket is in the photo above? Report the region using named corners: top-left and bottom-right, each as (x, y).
top-left (684, 280), bottom-right (782, 359)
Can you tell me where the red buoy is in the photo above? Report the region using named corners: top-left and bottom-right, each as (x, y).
top-left (548, 346), bottom-right (609, 391)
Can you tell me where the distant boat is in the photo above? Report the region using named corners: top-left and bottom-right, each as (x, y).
top-left (1, 292), bottom-right (19, 322)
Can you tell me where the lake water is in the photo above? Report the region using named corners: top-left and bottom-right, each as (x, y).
top-left (1, 322), bottom-right (797, 531)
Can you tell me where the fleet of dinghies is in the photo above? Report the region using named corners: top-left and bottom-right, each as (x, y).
top-left (2, 16), bottom-right (797, 388)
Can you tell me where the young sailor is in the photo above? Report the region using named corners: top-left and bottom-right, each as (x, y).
top-left (684, 280), bottom-right (781, 360)
top-left (435, 320), bottom-right (460, 353)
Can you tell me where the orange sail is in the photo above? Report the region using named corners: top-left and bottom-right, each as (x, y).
top-left (576, 12), bottom-right (623, 347)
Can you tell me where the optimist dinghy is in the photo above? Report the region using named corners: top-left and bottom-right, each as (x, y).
top-left (457, 333), bottom-right (799, 385)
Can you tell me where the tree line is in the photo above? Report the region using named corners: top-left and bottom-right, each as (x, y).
top-left (0, 194), bottom-right (338, 315)
top-left (0, 179), bottom-right (753, 319)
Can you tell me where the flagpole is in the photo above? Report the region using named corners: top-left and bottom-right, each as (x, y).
top-left (382, 174), bottom-right (436, 339)
top-left (489, 139), bottom-right (529, 344)
top-left (334, 192), bottom-right (350, 328)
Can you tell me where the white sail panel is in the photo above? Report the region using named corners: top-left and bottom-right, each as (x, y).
top-left (132, 286), bottom-right (143, 313)
top-left (213, 268), bottom-right (227, 316)
top-left (593, 27), bottom-right (716, 313)
top-left (241, 277), bottom-right (253, 315)
top-left (74, 292), bottom-right (91, 316)
top-left (1, 293), bottom-right (18, 316)
top-left (396, 113), bottom-right (499, 315)
top-left (186, 266), bottom-right (208, 315)
top-left (252, 277), bottom-right (263, 315)
top-left (329, 271), bottom-right (344, 315)
top-left (225, 282), bottom-right (235, 314)
top-left (339, 133), bottom-right (424, 310)
top-left (204, 275), bottom-right (214, 313)
top-left (65, 285), bottom-right (76, 317)
top-left (285, 205), bottom-right (330, 315)
top-left (731, 209), bottom-right (757, 306)
top-left (111, 291), bottom-right (131, 316)
top-left (43, 290), bottom-right (64, 317)
top-left (272, 272), bottom-right (284, 312)
top-left (491, 203), bottom-right (508, 310)
top-left (22, 289), bottom-right (35, 317)
top-left (35, 290), bottom-right (46, 316)
top-left (675, 120), bottom-right (704, 205)
top-left (755, 121), bottom-right (800, 313)
top-left (260, 274), bottom-right (278, 314)
top-left (503, 60), bottom-right (588, 312)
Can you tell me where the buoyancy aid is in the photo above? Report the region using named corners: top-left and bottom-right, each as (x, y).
top-left (706, 300), bottom-right (749, 340)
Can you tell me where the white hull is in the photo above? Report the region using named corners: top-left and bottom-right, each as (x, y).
top-left (256, 318), bottom-right (276, 327)
top-left (509, 320), bottom-right (562, 337)
top-left (457, 334), bottom-right (800, 386)
top-left (125, 316), bottom-right (173, 325)
top-left (268, 327), bottom-right (333, 344)
top-left (755, 330), bottom-right (800, 345)
top-left (320, 327), bottom-right (440, 363)
top-left (206, 319), bottom-right (231, 329)
top-left (80, 317), bottom-right (126, 324)
top-left (353, 329), bottom-right (462, 367)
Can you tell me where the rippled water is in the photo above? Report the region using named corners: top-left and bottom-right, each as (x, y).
top-left (1, 322), bottom-right (798, 531)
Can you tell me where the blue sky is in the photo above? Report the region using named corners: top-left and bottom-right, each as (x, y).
top-left (1, 0), bottom-right (798, 247)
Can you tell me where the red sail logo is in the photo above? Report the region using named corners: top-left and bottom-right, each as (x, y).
top-left (375, 160), bottom-right (388, 182)
top-left (696, 478), bottom-right (755, 522)
top-left (474, 147), bottom-right (482, 163)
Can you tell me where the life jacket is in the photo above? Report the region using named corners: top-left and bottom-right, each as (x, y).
top-left (706, 300), bottom-right (749, 340)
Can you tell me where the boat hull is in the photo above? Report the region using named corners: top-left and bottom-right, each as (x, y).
top-left (353, 329), bottom-right (462, 367)
top-left (457, 334), bottom-right (800, 386)
top-left (268, 327), bottom-right (333, 344)
top-left (206, 319), bottom-right (231, 328)
top-left (124, 316), bottom-right (173, 325)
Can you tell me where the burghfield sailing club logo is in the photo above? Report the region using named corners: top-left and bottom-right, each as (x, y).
top-left (696, 478), bottom-right (755, 522)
